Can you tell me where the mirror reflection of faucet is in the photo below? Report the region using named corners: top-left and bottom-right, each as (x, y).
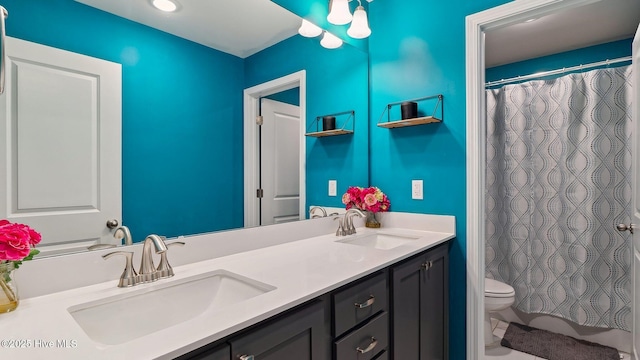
top-left (87, 225), bottom-right (133, 250)
top-left (102, 234), bottom-right (185, 288)
top-left (310, 206), bottom-right (328, 218)
top-left (114, 225), bottom-right (133, 246)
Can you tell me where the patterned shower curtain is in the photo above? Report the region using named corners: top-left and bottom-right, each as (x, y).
top-left (485, 65), bottom-right (633, 331)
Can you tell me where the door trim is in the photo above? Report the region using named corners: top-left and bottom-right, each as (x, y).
top-left (465, 1), bottom-right (604, 358)
top-left (243, 71), bottom-right (306, 228)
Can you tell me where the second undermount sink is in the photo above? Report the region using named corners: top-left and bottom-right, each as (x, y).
top-left (68, 270), bottom-right (275, 346)
top-left (336, 232), bottom-right (421, 250)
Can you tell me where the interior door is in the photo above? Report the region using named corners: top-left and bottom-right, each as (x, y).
top-left (0, 37), bottom-right (122, 254)
top-left (632, 22), bottom-right (640, 360)
top-left (260, 98), bottom-right (300, 225)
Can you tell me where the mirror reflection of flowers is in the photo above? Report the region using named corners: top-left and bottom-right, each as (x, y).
top-left (342, 186), bottom-right (391, 213)
top-left (0, 220), bottom-right (41, 306)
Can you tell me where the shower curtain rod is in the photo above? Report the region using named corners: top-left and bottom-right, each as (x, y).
top-left (485, 56), bottom-right (632, 88)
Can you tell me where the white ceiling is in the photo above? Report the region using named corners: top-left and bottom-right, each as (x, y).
top-left (485, 0), bottom-right (640, 68)
top-left (75, 0), bottom-right (302, 58)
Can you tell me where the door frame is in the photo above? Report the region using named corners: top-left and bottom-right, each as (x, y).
top-left (465, 0), bottom-right (605, 358)
top-left (243, 71), bottom-right (306, 228)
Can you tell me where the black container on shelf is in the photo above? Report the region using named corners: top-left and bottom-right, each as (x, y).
top-left (400, 101), bottom-right (418, 120)
top-left (322, 116), bottom-right (336, 131)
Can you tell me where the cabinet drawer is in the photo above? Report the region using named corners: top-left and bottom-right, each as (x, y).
top-left (335, 312), bottom-right (388, 360)
top-left (372, 350), bottom-right (388, 360)
top-left (333, 271), bottom-right (387, 336)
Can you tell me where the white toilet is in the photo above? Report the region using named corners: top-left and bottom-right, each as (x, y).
top-left (484, 278), bottom-right (515, 345)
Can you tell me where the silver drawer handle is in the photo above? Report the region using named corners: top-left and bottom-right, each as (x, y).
top-left (354, 295), bottom-right (375, 309)
top-left (238, 355), bottom-right (254, 360)
top-left (356, 337), bottom-right (378, 354)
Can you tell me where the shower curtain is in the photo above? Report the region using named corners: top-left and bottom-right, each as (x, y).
top-left (485, 65), bottom-right (633, 331)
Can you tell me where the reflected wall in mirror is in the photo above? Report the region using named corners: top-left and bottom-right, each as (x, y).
top-left (0, 0), bottom-right (369, 255)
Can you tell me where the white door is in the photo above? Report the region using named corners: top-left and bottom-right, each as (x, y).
top-left (260, 98), bottom-right (300, 225)
top-left (0, 37), bottom-right (122, 255)
top-left (632, 23), bottom-right (640, 360)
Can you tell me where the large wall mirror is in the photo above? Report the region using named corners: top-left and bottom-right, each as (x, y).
top-left (0, 0), bottom-right (369, 256)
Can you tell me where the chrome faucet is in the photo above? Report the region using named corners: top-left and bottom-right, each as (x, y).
top-left (138, 234), bottom-right (168, 282)
top-left (344, 208), bottom-right (365, 235)
top-left (103, 234), bottom-right (184, 287)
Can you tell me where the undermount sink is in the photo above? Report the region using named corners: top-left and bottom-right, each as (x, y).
top-left (68, 270), bottom-right (276, 346)
top-left (336, 232), bottom-right (421, 250)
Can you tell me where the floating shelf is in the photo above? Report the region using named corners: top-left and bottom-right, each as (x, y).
top-left (305, 110), bottom-right (355, 137)
top-left (305, 129), bottom-right (354, 137)
top-left (377, 94), bottom-right (443, 129)
top-left (377, 116), bottom-right (441, 129)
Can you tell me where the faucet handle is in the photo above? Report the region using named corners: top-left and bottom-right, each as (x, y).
top-left (334, 217), bottom-right (346, 237)
top-left (103, 251), bottom-right (138, 287)
top-left (156, 242), bottom-right (185, 279)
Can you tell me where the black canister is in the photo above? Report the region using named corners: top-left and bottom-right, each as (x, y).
top-left (322, 116), bottom-right (336, 131)
top-left (400, 101), bottom-right (418, 120)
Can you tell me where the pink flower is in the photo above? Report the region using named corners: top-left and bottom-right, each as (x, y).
top-left (0, 220), bottom-right (41, 262)
top-left (364, 193), bottom-right (377, 207)
top-left (341, 186), bottom-right (391, 213)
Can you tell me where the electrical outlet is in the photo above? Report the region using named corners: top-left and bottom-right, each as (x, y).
top-left (328, 180), bottom-right (337, 196)
top-left (412, 180), bottom-right (423, 200)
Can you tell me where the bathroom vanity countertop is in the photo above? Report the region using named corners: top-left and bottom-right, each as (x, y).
top-left (0, 222), bottom-right (454, 359)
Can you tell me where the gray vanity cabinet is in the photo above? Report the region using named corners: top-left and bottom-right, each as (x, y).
top-left (391, 243), bottom-right (449, 360)
top-left (229, 300), bottom-right (327, 360)
top-left (332, 271), bottom-right (389, 359)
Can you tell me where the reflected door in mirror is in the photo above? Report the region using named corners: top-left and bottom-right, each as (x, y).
top-left (0, 37), bottom-right (122, 254)
top-left (260, 99), bottom-right (300, 225)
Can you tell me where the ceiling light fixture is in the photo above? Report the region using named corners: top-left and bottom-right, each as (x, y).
top-left (151, 0), bottom-right (178, 12)
top-left (298, 19), bottom-right (323, 38)
top-left (347, 3), bottom-right (371, 39)
top-left (327, 0), bottom-right (352, 25)
top-left (320, 31), bottom-right (343, 49)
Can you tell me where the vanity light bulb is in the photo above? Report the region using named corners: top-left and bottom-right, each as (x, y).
top-left (347, 6), bottom-right (371, 39)
top-left (152, 0), bottom-right (178, 12)
top-left (298, 19), bottom-right (323, 38)
top-left (327, 0), bottom-right (352, 25)
top-left (320, 31), bottom-right (343, 49)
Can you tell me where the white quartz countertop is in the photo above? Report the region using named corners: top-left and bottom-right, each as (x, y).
top-left (0, 223), bottom-right (454, 359)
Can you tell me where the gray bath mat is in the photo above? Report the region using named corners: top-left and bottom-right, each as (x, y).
top-left (500, 322), bottom-right (620, 360)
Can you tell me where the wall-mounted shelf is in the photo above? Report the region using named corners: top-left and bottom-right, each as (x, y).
top-left (305, 110), bottom-right (355, 137)
top-left (305, 129), bottom-right (353, 137)
top-left (377, 94), bottom-right (443, 129)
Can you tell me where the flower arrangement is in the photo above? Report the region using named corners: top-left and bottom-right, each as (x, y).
top-left (0, 219), bottom-right (41, 311)
top-left (342, 186), bottom-right (391, 213)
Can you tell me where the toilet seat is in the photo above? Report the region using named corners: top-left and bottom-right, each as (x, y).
top-left (485, 278), bottom-right (515, 298)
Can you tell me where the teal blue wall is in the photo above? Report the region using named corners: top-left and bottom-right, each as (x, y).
top-left (6, 0), bottom-right (245, 241)
top-left (245, 35), bottom-right (369, 213)
top-left (367, 1), bottom-right (510, 358)
top-left (486, 38), bottom-right (633, 83)
top-left (264, 88), bottom-right (300, 106)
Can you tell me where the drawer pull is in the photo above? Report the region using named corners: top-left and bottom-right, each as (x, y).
top-left (421, 261), bottom-right (433, 270)
top-left (238, 355), bottom-right (254, 360)
top-left (354, 295), bottom-right (375, 309)
top-left (356, 337), bottom-right (378, 354)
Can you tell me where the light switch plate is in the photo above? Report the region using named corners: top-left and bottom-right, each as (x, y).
top-left (328, 180), bottom-right (337, 196)
top-left (412, 180), bottom-right (423, 200)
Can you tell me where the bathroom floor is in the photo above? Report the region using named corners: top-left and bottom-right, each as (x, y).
top-left (485, 319), bottom-right (631, 360)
